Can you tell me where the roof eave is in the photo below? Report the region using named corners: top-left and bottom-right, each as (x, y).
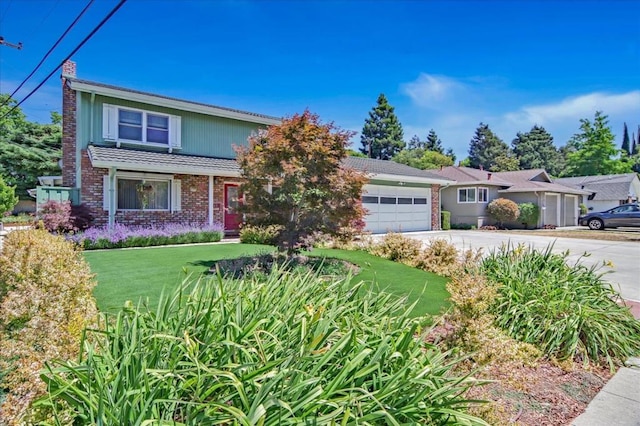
top-left (89, 158), bottom-right (241, 177)
top-left (69, 80), bottom-right (281, 126)
top-left (372, 173), bottom-right (453, 185)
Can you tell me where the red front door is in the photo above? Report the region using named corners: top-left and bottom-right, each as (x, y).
top-left (224, 184), bottom-right (242, 232)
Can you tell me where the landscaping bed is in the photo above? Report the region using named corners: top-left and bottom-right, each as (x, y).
top-left (493, 228), bottom-right (640, 242)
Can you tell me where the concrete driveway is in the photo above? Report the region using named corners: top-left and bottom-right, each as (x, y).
top-left (396, 230), bottom-right (640, 302)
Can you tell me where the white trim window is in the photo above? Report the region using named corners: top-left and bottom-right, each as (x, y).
top-left (478, 187), bottom-right (489, 203)
top-left (103, 104), bottom-right (182, 151)
top-left (458, 187), bottom-right (477, 203)
top-left (103, 173), bottom-right (181, 212)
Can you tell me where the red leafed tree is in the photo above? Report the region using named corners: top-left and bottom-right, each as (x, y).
top-left (235, 110), bottom-right (368, 254)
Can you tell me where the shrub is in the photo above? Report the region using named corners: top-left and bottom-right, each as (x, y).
top-left (482, 244), bottom-right (640, 367)
top-left (486, 198), bottom-right (519, 228)
top-left (0, 229), bottom-right (98, 424)
top-left (443, 272), bottom-right (541, 367)
top-left (450, 223), bottom-right (475, 230)
top-left (414, 238), bottom-right (460, 277)
top-left (69, 223), bottom-right (224, 249)
top-left (479, 225), bottom-right (497, 231)
top-left (239, 224), bottom-right (283, 245)
top-left (39, 201), bottom-right (94, 233)
top-left (0, 176), bottom-right (18, 217)
top-left (36, 269), bottom-right (487, 424)
top-left (518, 202), bottom-right (540, 229)
top-left (39, 200), bottom-right (74, 233)
top-left (368, 232), bottom-right (423, 264)
top-left (441, 210), bottom-right (451, 230)
top-left (579, 203), bottom-right (588, 215)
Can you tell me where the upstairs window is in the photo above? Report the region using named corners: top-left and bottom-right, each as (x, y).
top-left (103, 104), bottom-right (181, 151)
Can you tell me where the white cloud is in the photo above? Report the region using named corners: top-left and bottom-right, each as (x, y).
top-left (504, 91), bottom-right (640, 127)
top-left (399, 72), bottom-right (640, 160)
top-left (400, 73), bottom-right (466, 109)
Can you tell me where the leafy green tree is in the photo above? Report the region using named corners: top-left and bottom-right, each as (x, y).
top-left (393, 149), bottom-right (453, 170)
top-left (621, 123), bottom-right (631, 155)
top-left (489, 154), bottom-right (520, 172)
top-left (0, 95), bottom-right (61, 198)
top-left (468, 123), bottom-right (513, 170)
top-left (512, 125), bottom-right (564, 175)
top-left (563, 111), bottom-right (632, 177)
top-left (0, 175), bottom-right (19, 216)
top-left (236, 110), bottom-right (368, 254)
top-left (347, 149), bottom-right (367, 158)
top-left (359, 94), bottom-right (405, 160)
top-left (425, 129), bottom-right (444, 154)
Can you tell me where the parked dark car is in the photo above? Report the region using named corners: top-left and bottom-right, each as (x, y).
top-left (579, 203), bottom-right (640, 230)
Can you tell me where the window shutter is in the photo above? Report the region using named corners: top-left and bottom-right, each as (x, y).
top-left (172, 179), bottom-right (181, 212)
top-left (102, 104), bottom-right (117, 140)
top-left (170, 116), bottom-right (182, 149)
top-left (103, 175), bottom-right (111, 211)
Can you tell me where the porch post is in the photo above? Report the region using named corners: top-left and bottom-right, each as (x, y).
top-left (108, 167), bottom-right (116, 229)
top-left (208, 175), bottom-right (214, 226)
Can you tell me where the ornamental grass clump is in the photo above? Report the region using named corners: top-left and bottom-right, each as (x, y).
top-left (0, 229), bottom-right (98, 425)
top-left (69, 222), bottom-right (224, 249)
top-left (482, 243), bottom-right (640, 367)
top-left (37, 268), bottom-right (488, 425)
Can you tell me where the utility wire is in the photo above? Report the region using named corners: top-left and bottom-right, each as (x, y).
top-left (0, 0), bottom-right (13, 26)
top-left (0, 0), bottom-right (95, 109)
top-left (0, 0), bottom-right (127, 121)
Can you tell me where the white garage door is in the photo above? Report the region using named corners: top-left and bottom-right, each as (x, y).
top-left (362, 184), bottom-right (432, 233)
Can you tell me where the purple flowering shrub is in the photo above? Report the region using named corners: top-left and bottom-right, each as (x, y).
top-left (69, 222), bottom-right (224, 249)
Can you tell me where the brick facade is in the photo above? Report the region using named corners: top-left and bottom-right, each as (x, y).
top-left (61, 75), bottom-right (77, 187)
top-left (80, 150), bottom-right (214, 227)
top-left (431, 184), bottom-right (441, 230)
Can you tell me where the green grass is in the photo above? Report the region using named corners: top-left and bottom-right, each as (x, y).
top-left (309, 248), bottom-right (449, 316)
top-left (84, 244), bottom-right (449, 317)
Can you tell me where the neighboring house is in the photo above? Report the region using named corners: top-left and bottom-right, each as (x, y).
top-left (58, 61), bottom-right (450, 234)
top-left (430, 166), bottom-right (590, 228)
top-left (555, 173), bottom-right (640, 212)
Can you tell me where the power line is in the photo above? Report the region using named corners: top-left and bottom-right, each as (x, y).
top-left (0, 0), bottom-right (127, 121)
top-left (0, 0), bottom-right (13, 26)
top-left (0, 0), bottom-right (95, 109)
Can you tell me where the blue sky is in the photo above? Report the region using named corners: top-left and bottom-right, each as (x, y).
top-left (1, 0), bottom-right (639, 160)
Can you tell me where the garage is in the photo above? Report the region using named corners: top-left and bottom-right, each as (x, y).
top-left (362, 184), bottom-right (432, 233)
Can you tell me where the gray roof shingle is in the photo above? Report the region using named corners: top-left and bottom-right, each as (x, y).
top-left (555, 173), bottom-right (637, 201)
top-left (88, 146), bottom-right (451, 183)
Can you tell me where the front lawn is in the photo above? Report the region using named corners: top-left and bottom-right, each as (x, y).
top-left (84, 244), bottom-right (449, 317)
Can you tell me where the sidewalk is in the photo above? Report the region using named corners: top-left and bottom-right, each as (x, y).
top-left (571, 304), bottom-right (640, 426)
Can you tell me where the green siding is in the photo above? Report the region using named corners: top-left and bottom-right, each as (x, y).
top-left (78, 93), bottom-right (266, 158)
top-left (369, 179), bottom-right (432, 188)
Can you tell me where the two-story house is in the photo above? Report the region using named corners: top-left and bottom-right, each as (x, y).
top-left (60, 61), bottom-right (450, 234)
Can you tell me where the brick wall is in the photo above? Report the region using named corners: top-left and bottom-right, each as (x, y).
top-left (431, 184), bottom-right (441, 230)
top-left (61, 79), bottom-right (77, 187)
top-left (80, 151), bottom-right (213, 227)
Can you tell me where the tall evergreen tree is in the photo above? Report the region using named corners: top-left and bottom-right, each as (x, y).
top-left (425, 129), bottom-right (444, 154)
top-left (621, 122), bottom-right (631, 155)
top-left (632, 132), bottom-right (638, 156)
top-left (468, 123), bottom-right (513, 170)
top-left (511, 125), bottom-right (564, 176)
top-left (563, 111), bottom-right (632, 176)
top-left (359, 94), bottom-right (405, 160)
top-left (407, 134), bottom-right (424, 150)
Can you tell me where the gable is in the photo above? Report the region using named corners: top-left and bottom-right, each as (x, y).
top-left (77, 93), bottom-right (269, 159)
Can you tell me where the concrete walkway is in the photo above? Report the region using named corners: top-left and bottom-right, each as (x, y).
top-left (572, 358), bottom-right (640, 426)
